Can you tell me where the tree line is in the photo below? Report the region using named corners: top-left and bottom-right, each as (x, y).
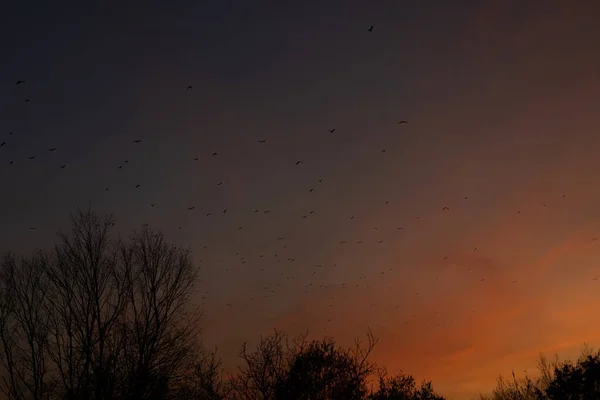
top-left (0, 209), bottom-right (598, 399)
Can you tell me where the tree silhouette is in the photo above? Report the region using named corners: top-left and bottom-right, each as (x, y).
top-left (481, 345), bottom-right (600, 400)
top-left (0, 209), bottom-right (204, 400)
top-left (0, 252), bottom-right (51, 400)
top-left (369, 368), bottom-right (445, 400)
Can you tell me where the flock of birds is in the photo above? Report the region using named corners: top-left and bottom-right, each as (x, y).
top-left (2, 23), bottom-right (599, 336)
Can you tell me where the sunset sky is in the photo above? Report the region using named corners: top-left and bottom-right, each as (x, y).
top-left (2, 1), bottom-right (600, 398)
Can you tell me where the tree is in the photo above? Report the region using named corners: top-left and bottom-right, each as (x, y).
top-left (543, 348), bottom-right (600, 399)
top-left (369, 368), bottom-right (445, 400)
top-left (0, 208), bottom-right (206, 400)
top-left (0, 252), bottom-right (51, 400)
top-left (117, 225), bottom-right (202, 399)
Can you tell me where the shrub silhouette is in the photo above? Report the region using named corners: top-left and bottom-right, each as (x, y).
top-left (480, 346), bottom-right (600, 400)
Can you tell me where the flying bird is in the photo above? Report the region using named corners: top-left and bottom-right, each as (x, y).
top-left (212, 152), bottom-right (217, 156)
top-left (399, 120), bottom-right (408, 124)
top-left (296, 161), bottom-right (303, 165)
top-left (48, 148), bottom-right (56, 151)
top-left (187, 85), bottom-right (192, 90)
top-left (28, 156), bottom-right (35, 160)
top-left (258, 140), bottom-right (266, 143)
top-left (135, 184), bottom-right (140, 188)
top-left (368, 25), bottom-right (373, 32)
top-left (132, 139), bottom-right (141, 143)
top-left (329, 128), bottom-right (335, 133)
top-left (24, 99), bottom-right (30, 102)
top-left (442, 206), bottom-right (450, 211)
top-left (60, 164), bottom-right (66, 169)
top-left (217, 181), bottom-right (223, 186)
top-left (16, 80), bottom-right (25, 85)
top-left (188, 206), bottom-right (195, 210)
top-left (0, 142), bottom-right (5, 147)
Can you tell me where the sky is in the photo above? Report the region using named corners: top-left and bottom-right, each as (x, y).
top-left (1, 1), bottom-right (600, 398)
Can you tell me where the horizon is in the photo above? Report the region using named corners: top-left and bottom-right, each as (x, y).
top-left (2, 2), bottom-right (600, 398)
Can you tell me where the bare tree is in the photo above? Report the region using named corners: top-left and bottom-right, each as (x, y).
top-left (43, 208), bottom-right (126, 400)
top-left (229, 328), bottom-right (378, 400)
top-left (174, 347), bottom-right (227, 400)
top-left (369, 367), bottom-right (446, 400)
top-left (117, 226), bottom-right (202, 399)
top-left (0, 252), bottom-right (51, 400)
top-left (229, 329), bottom-right (289, 400)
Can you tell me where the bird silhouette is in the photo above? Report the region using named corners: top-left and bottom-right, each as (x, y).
top-left (48, 148), bottom-right (56, 151)
top-left (24, 99), bottom-right (30, 102)
top-left (28, 156), bottom-right (35, 160)
top-left (212, 152), bottom-right (217, 156)
top-left (132, 139), bottom-right (141, 143)
top-left (0, 142), bottom-right (5, 147)
top-left (442, 206), bottom-right (450, 211)
top-left (296, 161), bottom-right (303, 165)
top-left (217, 181), bottom-right (223, 186)
top-left (188, 206), bottom-right (195, 210)
top-left (329, 128), bottom-right (335, 133)
top-left (399, 120), bottom-right (408, 124)
top-left (60, 164), bottom-right (66, 169)
top-left (368, 25), bottom-right (373, 32)
top-left (16, 80), bottom-right (25, 85)
top-left (187, 85), bottom-right (192, 90)
top-left (135, 184), bottom-right (141, 188)
top-left (258, 140), bottom-right (266, 143)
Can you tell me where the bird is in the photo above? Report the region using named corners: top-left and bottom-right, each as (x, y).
top-left (188, 206), bottom-right (195, 210)
top-left (399, 120), bottom-right (408, 124)
top-left (217, 181), bottom-right (223, 186)
top-left (60, 164), bottom-right (66, 169)
top-left (212, 152), bottom-right (217, 156)
top-left (329, 128), bottom-right (335, 133)
top-left (258, 140), bottom-right (266, 143)
top-left (442, 206), bottom-right (450, 211)
top-left (296, 161), bottom-right (303, 165)
top-left (187, 85), bottom-right (192, 90)
top-left (309, 188), bottom-right (314, 192)
top-left (24, 99), bottom-right (30, 102)
top-left (381, 149), bottom-right (386, 153)
top-left (206, 212), bottom-right (212, 217)
top-left (48, 148), bottom-right (56, 151)
top-left (223, 209), bottom-right (227, 214)
top-left (28, 156), bottom-right (35, 160)
top-left (135, 184), bottom-right (140, 188)
top-left (150, 204), bottom-right (155, 207)
top-left (0, 142), bottom-right (5, 147)
top-left (193, 157), bottom-right (199, 161)
top-left (368, 25), bottom-right (374, 32)
top-left (16, 80), bottom-right (25, 85)
top-left (132, 139), bottom-right (141, 143)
